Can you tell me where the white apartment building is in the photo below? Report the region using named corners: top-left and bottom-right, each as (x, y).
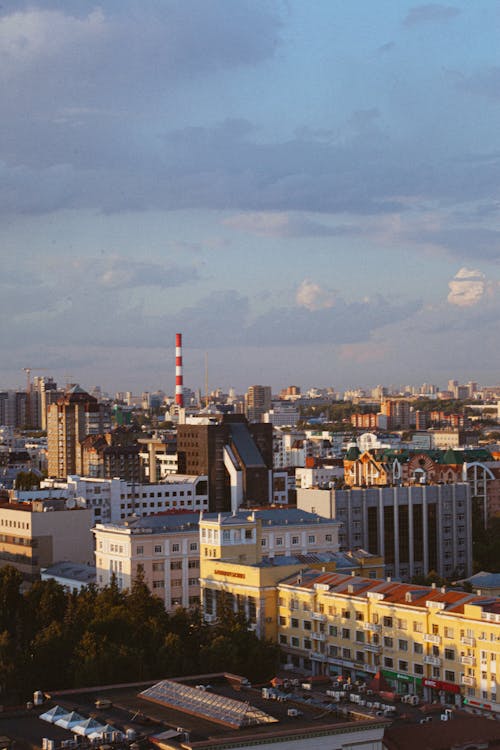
top-left (94, 508), bottom-right (341, 611)
top-left (295, 465), bottom-right (343, 490)
top-left (17, 474), bottom-right (209, 524)
top-left (263, 403), bottom-right (300, 427)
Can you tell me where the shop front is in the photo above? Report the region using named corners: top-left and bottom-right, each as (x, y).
top-left (422, 677), bottom-right (461, 706)
top-left (382, 670), bottom-right (422, 695)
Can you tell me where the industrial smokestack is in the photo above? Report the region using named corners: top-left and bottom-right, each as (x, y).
top-left (175, 333), bottom-right (184, 408)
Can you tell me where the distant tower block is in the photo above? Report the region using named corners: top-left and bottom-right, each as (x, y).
top-left (175, 333), bottom-right (184, 407)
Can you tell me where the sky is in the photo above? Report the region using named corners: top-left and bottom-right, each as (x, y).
top-left (1, 0), bottom-right (500, 395)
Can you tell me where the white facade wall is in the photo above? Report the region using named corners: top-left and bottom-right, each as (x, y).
top-left (295, 466), bottom-right (343, 489)
top-left (38, 475), bottom-right (208, 524)
top-left (95, 512), bottom-right (341, 611)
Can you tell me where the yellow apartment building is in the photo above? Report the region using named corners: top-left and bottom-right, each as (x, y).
top-left (199, 511), bottom-right (384, 641)
top-left (275, 571), bottom-right (500, 713)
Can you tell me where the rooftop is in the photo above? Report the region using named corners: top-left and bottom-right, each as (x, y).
top-left (278, 571), bottom-right (493, 614)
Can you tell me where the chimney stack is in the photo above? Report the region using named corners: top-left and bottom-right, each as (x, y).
top-left (175, 333), bottom-right (184, 408)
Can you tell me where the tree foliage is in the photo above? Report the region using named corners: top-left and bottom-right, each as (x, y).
top-left (0, 567), bottom-right (279, 703)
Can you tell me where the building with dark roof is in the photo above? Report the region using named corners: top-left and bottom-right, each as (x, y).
top-left (177, 415), bottom-right (273, 512)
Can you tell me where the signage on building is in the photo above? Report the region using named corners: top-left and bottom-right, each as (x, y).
top-left (213, 569), bottom-right (246, 579)
top-left (382, 670), bottom-right (422, 686)
top-left (423, 678), bottom-right (460, 694)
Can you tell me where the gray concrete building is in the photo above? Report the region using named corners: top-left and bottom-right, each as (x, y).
top-left (297, 483), bottom-right (472, 581)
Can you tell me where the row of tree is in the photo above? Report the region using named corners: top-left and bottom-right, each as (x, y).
top-left (0, 567), bottom-right (279, 704)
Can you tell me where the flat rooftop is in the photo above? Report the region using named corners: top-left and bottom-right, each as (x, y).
top-left (43, 673), bottom-right (388, 750)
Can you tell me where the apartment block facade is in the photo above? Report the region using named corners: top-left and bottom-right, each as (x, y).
top-left (47, 385), bottom-right (111, 478)
top-left (275, 570), bottom-right (500, 713)
top-left (0, 499), bottom-right (93, 581)
top-left (94, 508), bottom-right (342, 612)
top-left (199, 557), bottom-right (500, 715)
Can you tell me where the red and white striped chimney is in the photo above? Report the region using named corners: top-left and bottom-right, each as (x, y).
top-left (175, 333), bottom-right (184, 407)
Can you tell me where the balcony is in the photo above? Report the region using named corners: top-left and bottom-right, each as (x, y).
top-left (462, 675), bottom-right (475, 687)
top-left (460, 655), bottom-right (476, 666)
top-left (312, 632), bottom-right (326, 642)
top-left (312, 611), bottom-right (327, 622)
top-left (365, 664), bottom-right (377, 673)
top-left (364, 643), bottom-right (382, 653)
top-left (424, 634), bottom-right (441, 645)
top-left (424, 655), bottom-right (441, 666)
top-left (461, 636), bottom-right (475, 647)
top-left (364, 622), bottom-right (381, 632)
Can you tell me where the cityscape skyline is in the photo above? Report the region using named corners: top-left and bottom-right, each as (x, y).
top-left (2, 1), bottom-right (500, 390)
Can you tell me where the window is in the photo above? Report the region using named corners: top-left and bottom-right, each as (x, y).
top-left (291, 618), bottom-right (299, 628)
top-left (152, 580), bottom-right (164, 589)
top-left (172, 543), bottom-right (180, 553)
top-left (342, 648), bottom-right (351, 659)
top-left (356, 651), bottom-right (365, 663)
top-left (414, 663), bottom-right (424, 675)
top-left (276, 537), bottom-right (283, 546)
top-left (291, 637), bottom-right (299, 648)
top-left (329, 645), bottom-right (338, 657)
top-left (355, 631), bottom-right (365, 643)
top-left (136, 545), bottom-right (144, 555)
top-left (413, 621), bottom-right (423, 633)
top-left (342, 628), bottom-right (350, 640)
top-left (399, 639), bottom-right (408, 652)
top-left (308, 535), bottom-right (316, 544)
top-left (304, 620), bottom-right (312, 630)
top-left (384, 636), bottom-right (393, 648)
top-left (342, 610), bottom-right (351, 619)
top-left (384, 657), bottom-right (393, 668)
top-left (445, 648), bottom-right (455, 661)
top-left (279, 616), bottom-right (286, 626)
top-left (152, 562), bottom-right (164, 572)
top-left (398, 660), bottom-right (408, 672)
top-left (171, 579), bottom-right (182, 588)
top-left (329, 625), bottom-right (338, 637)
top-left (414, 642), bottom-right (423, 654)
top-left (444, 627), bottom-right (454, 639)
top-left (188, 559), bottom-right (199, 568)
top-left (279, 635), bottom-right (287, 645)
top-left (154, 545), bottom-right (162, 553)
top-left (383, 616), bottom-right (393, 628)
top-left (304, 638), bottom-right (312, 650)
top-left (188, 577), bottom-right (198, 586)
top-left (445, 671), bottom-right (455, 683)
top-left (170, 561), bottom-right (182, 570)
top-left (356, 611), bottom-right (364, 621)
top-left (292, 536), bottom-right (299, 545)
top-left (190, 542), bottom-right (198, 551)
top-left (397, 618), bottom-right (407, 631)
top-left (245, 529), bottom-right (252, 539)
top-left (325, 534), bottom-right (332, 542)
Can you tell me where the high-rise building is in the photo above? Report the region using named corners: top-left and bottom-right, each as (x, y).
top-left (177, 414), bottom-right (273, 512)
top-left (381, 398), bottom-right (410, 430)
top-left (47, 385), bottom-right (111, 478)
top-left (245, 385), bottom-right (272, 423)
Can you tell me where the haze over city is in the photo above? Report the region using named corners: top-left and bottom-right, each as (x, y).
top-left (1, 1), bottom-right (500, 392)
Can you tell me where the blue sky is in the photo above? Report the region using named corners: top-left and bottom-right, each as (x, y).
top-left (1, 1), bottom-right (500, 394)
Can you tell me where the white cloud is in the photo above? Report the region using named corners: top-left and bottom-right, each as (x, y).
top-left (447, 267), bottom-right (486, 307)
top-left (296, 279), bottom-right (335, 311)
